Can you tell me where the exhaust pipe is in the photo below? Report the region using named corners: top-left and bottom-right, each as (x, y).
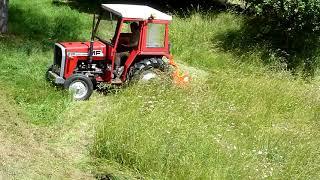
top-left (89, 14), bottom-right (96, 64)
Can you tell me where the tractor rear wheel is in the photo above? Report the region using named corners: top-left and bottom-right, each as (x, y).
top-left (127, 58), bottom-right (167, 83)
top-left (64, 74), bottom-right (93, 101)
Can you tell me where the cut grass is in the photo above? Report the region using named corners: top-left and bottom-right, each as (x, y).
top-left (0, 85), bottom-right (93, 179)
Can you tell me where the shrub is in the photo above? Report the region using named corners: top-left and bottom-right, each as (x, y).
top-left (246, 0), bottom-right (320, 34)
top-left (243, 0), bottom-right (320, 75)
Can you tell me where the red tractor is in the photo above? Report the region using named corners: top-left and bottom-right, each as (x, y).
top-left (47, 4), bottom-right (173, 100)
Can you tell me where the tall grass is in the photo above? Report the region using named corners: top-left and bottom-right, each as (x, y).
top-left (92, 13), bottom-right (320, 179)
top-left (92, 73), bottom-right (320, 179)
top-left (170, 12), bottom-right (243, 70)
top-left (9, 0), bottom-right (91, 42)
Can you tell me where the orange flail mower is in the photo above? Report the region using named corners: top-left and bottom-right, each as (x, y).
top-left (169, 56), bottom-right (190, 85)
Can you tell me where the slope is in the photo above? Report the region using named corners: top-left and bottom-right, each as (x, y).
top-left (0, 85), bottom-right (94, 179)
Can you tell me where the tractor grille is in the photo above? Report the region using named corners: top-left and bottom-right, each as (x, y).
top-left (54, 45), bottom-right (62, 67)
top-left (53, 44), bottom-right (63, 75)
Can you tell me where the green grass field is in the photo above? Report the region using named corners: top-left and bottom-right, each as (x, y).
top-left (1, 0), bottom-right (320, 179)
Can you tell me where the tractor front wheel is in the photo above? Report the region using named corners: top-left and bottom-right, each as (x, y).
top-left (64, 74), bottom-right (93, 101)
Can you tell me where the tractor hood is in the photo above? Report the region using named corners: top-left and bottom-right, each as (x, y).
top-left (59, 41), bottom-right (107, 58)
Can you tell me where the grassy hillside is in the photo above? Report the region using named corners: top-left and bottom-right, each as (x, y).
top-left (0, 85), bottom-right (94, 179)
top-left (93, 78), bottom-right (320, 179)
top-left (1, 0), bottom-right (320, 179)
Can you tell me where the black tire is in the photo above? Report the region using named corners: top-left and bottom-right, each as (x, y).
top-left (127, 58), bottom-right (167, 83)
top-left (45, 65), bottom-right (53, 81)
top-left (64, 74), bottom-right (94, 101)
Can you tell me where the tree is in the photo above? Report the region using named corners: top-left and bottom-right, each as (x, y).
top-left (0, 0), bottom-right (8, 33)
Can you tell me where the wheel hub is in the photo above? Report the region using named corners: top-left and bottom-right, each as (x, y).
top-left (69, 81), bottom-right (88, 99)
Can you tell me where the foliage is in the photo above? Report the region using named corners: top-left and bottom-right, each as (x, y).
top-left (247, 0), bottom-right (320, 41)
top-left (247, 0), bottom-right (320, 34)
top-left (243, 0), bottom-right (320, 75)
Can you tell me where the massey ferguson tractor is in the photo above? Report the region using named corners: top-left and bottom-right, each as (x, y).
top-left (46, 4), bottom-right (175, 100)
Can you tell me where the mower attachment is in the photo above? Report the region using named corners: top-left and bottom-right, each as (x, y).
top-left (169, 56), bottom-right (190, 85)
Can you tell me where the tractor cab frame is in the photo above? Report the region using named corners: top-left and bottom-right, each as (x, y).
top-left (47, 4), bottom-right (173, 100)
top-left (95, 4), bottom-right (172, 81)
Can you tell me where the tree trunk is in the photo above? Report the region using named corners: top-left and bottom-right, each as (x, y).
top-left (0, 0), bottom-right (8, 33)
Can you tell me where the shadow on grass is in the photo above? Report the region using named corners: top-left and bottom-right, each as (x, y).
top-left (52, 0), bottom-right (100, 14)
top-left (51, 0), bottom-right (243, 17)
top-left (7, 3), bottom-right (89, 51)
top-left (52, 0), bottom-right (159, 14)
top-left (213, 16), bottom-right (320, 78)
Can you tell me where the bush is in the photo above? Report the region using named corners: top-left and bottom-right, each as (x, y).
top-left (243, 0), bottom-right (320, 75)
top-left (246, 0), bottom-right (320, 35)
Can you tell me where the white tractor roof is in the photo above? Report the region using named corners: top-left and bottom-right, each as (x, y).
top-left (101, 4), bottom-right (172, 21)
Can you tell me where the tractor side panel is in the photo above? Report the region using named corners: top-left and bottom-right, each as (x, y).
top-left (60, 41), bottom-right (108, 79)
